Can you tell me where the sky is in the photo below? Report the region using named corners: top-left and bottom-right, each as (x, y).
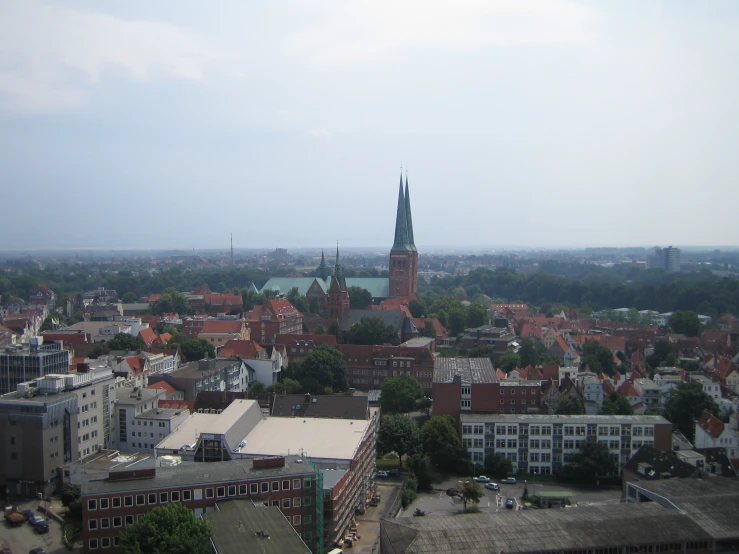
top-left (1, 0), bottom-right (738, 251)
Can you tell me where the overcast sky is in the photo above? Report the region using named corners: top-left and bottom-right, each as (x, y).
top-left (1, 0), bottom-right (738, 251)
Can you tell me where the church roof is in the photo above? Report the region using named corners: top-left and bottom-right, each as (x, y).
top-left (345, 278), bottom-right (390, 299)
top-left (392, 173), bottom-right (417, 252)
top-left (260, 277), bottom-right (329, 296)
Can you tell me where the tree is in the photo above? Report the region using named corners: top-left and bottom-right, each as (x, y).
top-left (308, 295), bottom-right (322, 314)
top-left (121, 292), bottom-right (139, 303)
top-left (420, 319), bottom-right (437, 338)
top-left (152, 289), bottom-right (192, 315)
top-left (416, 396), bottom-right (433, 419)
top-left (346, 317), bottom-right (399, 346)
top-left (106, 333), bottom-right (145, 352)
top-left (313, 323), bottom-right (326, 335)
top-left (421, 415), bottom-right (465, 472)
top-left (556, 396), bottom-right (585, 415)
top-left (580, 341), bottom-right (616, 376)
top-left (380, 375), bottom-right (423, 414)
top-left (466, 303), bottom-right (488, 328)
top-left (408, 299), bottom-right (427, 318)
top-left (647, 340), bottom-right (677, 368)
top-left (272, 378), bottom-right (303, 394)
top-left (663, 382), bottom-right (719, 440)
top-left (172, 338), bottom-right (215, 362)
top-left (448, 306), bottom-right (468, 336)
top-left (572, 436), bottom-right (617, 478)
top-left (599, 392), bottom-right (634, 415)
top-left (327, 319), bottom-right (340, 338)
top-left (377, 415), bottom-right (421, 470)
top-left (460, 482), bottom-right (484, 512)
top-left (297, 344), bottom-right (348, 393)
top-left (286, 287), bottom-right (309, 313)
top-left (497, 351), bottom-right (521, 373)
top-left (118, 503), bottom-right (212, 554)
top-left (248, 381), bottom-right (266, 394)
top-left (40, 315), bottom-right (58, 332)
top-left (407, 455), bottom-right (432, 491)
top-left (483, 453), bottom-right (513, 478)
top-left (348, 286), bottom-right (373, 309)
top-left (60, 484), bottom-right (82, 520)
top-left (670, 310), bottom-right (702, 337)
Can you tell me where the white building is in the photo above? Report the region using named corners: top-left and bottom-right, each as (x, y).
top-left (111, 387), bottom-right (173, 453)
top-left (577, 373), bottom-right (604, 415)
top-left (460, 413), bottom-right (673, 475)
top-left (689, 374), bottom-right (722, 401)
top-left (694, 411), bottom-right (738, 459)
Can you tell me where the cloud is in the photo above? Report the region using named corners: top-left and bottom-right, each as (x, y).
top-left (287, 0), bottom-right (598, 65)
top-left (308, 128), bottom-right (333, 142)
top-left (0, 1), bottom-right (217, 112)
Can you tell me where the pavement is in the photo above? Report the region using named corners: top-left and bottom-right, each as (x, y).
top-left (1, 500), bottom-right (68, 554)
top-left (400, 477), bottom-right (622, 517)
top-left (350, 480), bottom-right (403, 554)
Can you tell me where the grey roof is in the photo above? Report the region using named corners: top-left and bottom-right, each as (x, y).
top-left (339, 309), bottom-right (404, 332)
top-left (381, 503), bottom-right (712, 554)
top-left (433, 357), bottom-right (497, 384)
top-left (82, 456), bottom-right (315, 496)
top-left (321, 468), bottom-right (349, 490)
top-left (271, 394), bottom-right (368, 419)
top-left (623, 445), bottom-right (699, 479)
top-left (628, 478), bottom-right (739, 539)
top-left (205, 501), bottom-right (311, 554)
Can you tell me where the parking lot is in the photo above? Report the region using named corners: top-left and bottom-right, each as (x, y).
top-left (400, 477), bottom-right (622, 517)
top-left (1, 502), bottom-right (66, 554)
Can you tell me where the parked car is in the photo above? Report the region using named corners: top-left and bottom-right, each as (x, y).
top-left (484, 482), bottom-right (499, 491)
top-left (501, 477), bottom-right (517, 485)
top-left (473, 476), bottom-right (490, 483)
top-left (445, 488), bottom-right (457, 496)
top-left (505, 498), bottom-right (515, 509)
top-left (388, 469), bottom-right (400, 477)
top-left (29, 549), bottom-right (46, 554)
top-left (21, 509), bottom-right (35, 521)
top-left (375, 471), bottom-right (388, 478)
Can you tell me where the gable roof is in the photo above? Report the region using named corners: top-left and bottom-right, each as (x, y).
top-left (260, 277), bottom-right (328, 296)
top-left (199, 320), bottom-right (244, 335)
top-left (146, 381), bottom-right (177, 395)
top-left (697, 411), bottom-right (725, 440)
top-left (139, 327), bottom-right (157, 348)
top-left (219, 339), bottom-right (265, 360)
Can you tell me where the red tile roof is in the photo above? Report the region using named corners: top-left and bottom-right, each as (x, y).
top-left (125, 356), bottom-right (146, 375)
top-left (618, 381), bottom-right (638, 397)
top-left (158, 399), bottom-right (195, 410)
top-left (410, 317), bottom-right (448, 338)
top-left (199, 320), bottom-right (244, 334)
top-left (697, 411), bottom-right (725, 440)
top-left (712, 357), bottom-right (738, 381)
top-left (219, 339), bottom-right (265, 360)
top-left (139, 328), bottom-right (157, 348)
top-left (147, 381), bottom-right (177, 394)
top-left (156, 332), bottom-right (173, 345)
top-left (204, 293), bottom-right (243, 307)
top-left (540, 365), bottom-right (559, 381)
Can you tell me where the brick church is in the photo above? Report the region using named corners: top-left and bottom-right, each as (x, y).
top-left (260, 174), bottom-right (420, 319)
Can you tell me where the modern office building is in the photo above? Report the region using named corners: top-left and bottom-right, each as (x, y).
top-left (0, 338), bottom-right (70, 395)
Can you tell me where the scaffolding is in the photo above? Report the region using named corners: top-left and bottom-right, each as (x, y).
top-left (304, 457), bottom-right (325, 554)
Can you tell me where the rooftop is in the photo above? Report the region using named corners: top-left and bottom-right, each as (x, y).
top-left (460, 413), bottom-right (671, 425)
top-left (81, 456), bottom-right (315, 496)
top-left (205, 501), bottom-right (311, 554)
top-left (271, 394), bottom-right (369, 420)
top-left (137, 407), bottom-right (187, 421)
top-left (381, 502), bottom-right (711, 554)
top-left (433, 357), bottom-right (498, 384)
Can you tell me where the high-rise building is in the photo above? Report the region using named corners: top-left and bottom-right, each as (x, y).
top-left (646, 246), bottom-right (681, 272)
top-left (0, 338), bottom-right (70, 395)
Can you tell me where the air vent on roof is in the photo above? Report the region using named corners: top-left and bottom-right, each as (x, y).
top-left (312, 398), bottom-right (317, 403)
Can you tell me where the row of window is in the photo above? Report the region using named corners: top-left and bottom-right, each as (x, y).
top-left (87, 479), bottom-right (314, 511)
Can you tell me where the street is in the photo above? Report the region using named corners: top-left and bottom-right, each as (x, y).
top-left (1, 501), bottom-right (66, 554)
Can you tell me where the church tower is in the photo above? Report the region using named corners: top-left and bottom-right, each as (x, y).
top-left (326, 244), bottom-right (350, 319)
top-left (317, 249), bottom-right (329, 280)
top-left (389, 173), bottom-right (419, 298)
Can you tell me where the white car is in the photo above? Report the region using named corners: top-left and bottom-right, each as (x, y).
top-left (473, 476), bottom-right (491, 483)
top-left (501, 477), bottom-right (517, 485)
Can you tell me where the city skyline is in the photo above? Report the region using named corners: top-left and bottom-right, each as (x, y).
top-left (1, 1), bottom-right (738, 250)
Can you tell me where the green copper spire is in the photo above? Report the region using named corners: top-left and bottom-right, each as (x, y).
top-left (318, 249), bottom-right (329, 280)
top-left (404, 173), bottom-right (416, 251)
top-left (334, 242), bottom-right (343, 281)
top-left (392, 172), bottom-right (413, 251)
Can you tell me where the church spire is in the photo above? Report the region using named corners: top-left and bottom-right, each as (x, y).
top-left (318, 248), bottom-right (329, 280)
top-left (392, 171), bottom-right (411, 251)
top-left (404, 172), bottom-right (416, 251)
top-left (334, 241), bottom-right (343, 281)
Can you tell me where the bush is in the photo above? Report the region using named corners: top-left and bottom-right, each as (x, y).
top-left (401, 488), bottom-right (417, 508)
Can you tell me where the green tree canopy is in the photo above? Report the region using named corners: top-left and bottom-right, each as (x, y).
top-left (248, 381), bottom-right (266, 394)
top-left (380, 374), bottom-right (423, 414)
top-left (572, 436), bottom-right (618, 478)
top-left (580, 341), bottom-right (616, 375)
top-left (152, 289), bottom-right (192, 315)
top-left (118, 503), bottom-right (212, 554)
top-left (599, 392), bottom-right (634, 415)
top-left (466, 303), bottom-right (488, 328)
top-left (297, 344), bottom-right (348, 393)
top-left (460, 482), bottom-right (484, 512)
top-left (663, 382), bottom-right (719, 440)
top-left (60, 484), bottom-right (82, 520)
top-left (105, 333), bottom-right (145, 352)
top-left (346, 317), bottom-right (399, 345)
top-left (308, 295), bottom-right (322, 314)
top-left (377, 414), bottom-right (422, 470)
top-left (416, 396), bottom-right (433, 419)
top-left (286, 287), bottom-right (309, 313)
top-left (408, 299), bottom-right (427, 318)
top-left (497, 350), bottom-right (521, 373)
top-left (121, 292), bottom-right (139, 303)
top-left (556, 396), bottom-right (585, 415)
top-left (647, 340), bottom-right (677, 368)
top-left (271, 378), bottom-right (303, 394)
top-left (483, 453), bottom-right (513, 478)
top-left (669, 310), bottom-right (702, 337)
top-left (168, 337), bottom-right (215, 362)
top-left (421, 415), bottom-right (464, 472)
top-left (348, 286), bottom-right (373, 309)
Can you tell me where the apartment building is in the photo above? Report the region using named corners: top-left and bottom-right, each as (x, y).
top-left (147, 358), bottom-right (250, 401)
top-left (338, 344), bottom-right (435, 391)
top-left (80, 456), bottom-right (322, 554)
top-left (0, 365), bottom-right (115, 498)
top-left (460, 413), bottom-right (672, 473)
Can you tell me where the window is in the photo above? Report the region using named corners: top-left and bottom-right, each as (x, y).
top-left (271, 500), bottom-right (279, 507)
top-left (304, 478), bottom-right (312, 488)
top-left (101, 518), bottom-right (110, 529)
top-left (99, 498), bottom-right (109, 509)
top-left (282, 480), bottom-right (291, 491)
top-left (461, 399), bottom-right (471, 408)
top-left (113, 516), bottom-right (122, 528)
top-left (111, 497), bottom-right (121, 508)
top-left (88, 499), bottom-right (97, 511)
top-left (101, 537), bottom-right (110, 549)
top-left (170, 491), bottom-right (180, 502)
top-left (294, 497), bottom-right (302, 507)
top-left (217, 486), bottom-right (225, 498)
top-left (293, 515), bottom-right (301, 525)
top-left (160, 492), bottom-right (168, 503)
top-left (124, 496), bottom-right (133, 507)
top-left (125, 515), bottom-right (134, 526)
top-left (148, 493), bottom-right (157, 504)
top-left (205, 488), bottom-right (214, 499)
top-left (250, 483), bottom-right (259, 494)
top-left (183, 490), bottom-right (192, 501)
top-left (228, 485), bottom-right (236, 496)
top-left (136, 494), bottom-right (145, 506)
top-left (461, 386), bottom-right (471, 395)
top-left (89, 539), bottom-right (98, 550)
top-left (304, 496), bottom-right (312, 506)
top-left (89, 519), bottom-right (98, 530)
top-left (271, 481), bottom-right (280, 492)
top-left (282, 498), bottom-right (291, 508)
top-left (261, 482), bottom-right (269, 493)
